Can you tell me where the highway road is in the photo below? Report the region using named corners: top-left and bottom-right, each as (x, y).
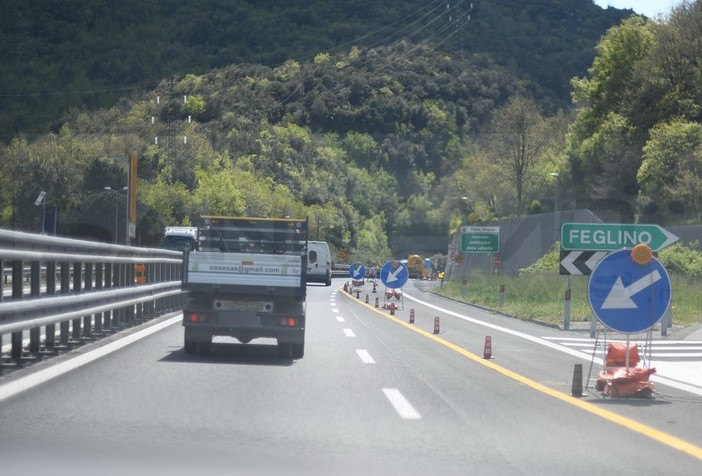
top-left (1, 279), bottom-right (702, 475)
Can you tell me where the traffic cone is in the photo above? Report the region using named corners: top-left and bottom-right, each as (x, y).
top-left (571, 364), bottom-right (583, 397)
top-left (356, 290), bottom-right (360, 299)
top-left (483, 336), bottom-right (492, 359)
top-left (389, 303), bottom-right (396, 315)
top-left (409, 309), bottom-right (415, 324)
top-left (365, 294), bottom-right (369, 304)
top-left (343, 282), bottom-right (348, 292)
top-left (433, 317), bottom-right (440, 334)
top-left (372, 282), bottom-right (377, 293)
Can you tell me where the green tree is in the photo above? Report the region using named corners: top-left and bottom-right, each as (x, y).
top-left (485, 95), bottom-right (547, 214)
top-left (637, 119), bottom-right (702, 223)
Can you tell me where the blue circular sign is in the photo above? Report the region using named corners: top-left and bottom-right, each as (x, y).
top-left (380, 260), bottom-right (409, 289)
top-left (349, 263), bottom-right (366, 280)
top-left (588, 249), bottom-right (671, 334)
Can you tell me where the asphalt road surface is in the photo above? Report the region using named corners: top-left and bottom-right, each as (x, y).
top-left (1, 279), bottom-right (701, 476)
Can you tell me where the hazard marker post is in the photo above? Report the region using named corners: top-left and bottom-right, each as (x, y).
top-left (365, 294), bottom-right (369, 304)
top-left (571, 364), bottom-right (583, 397)
top-left (564, 288), bottom-right (571, 330)
top-left (433, 317), bottom-right (440, 334)
top-left (483, 336), bottom-right (492, 359)
top-left (409, 309), bottom-right (415, 324)
top-left (375, 297), bottom-right (379, 308)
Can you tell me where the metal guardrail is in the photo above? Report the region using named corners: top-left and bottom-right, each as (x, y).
top-left (331, 263), bottom-right (351, 278)
top-left (0, 228), bottom-right (185, 368)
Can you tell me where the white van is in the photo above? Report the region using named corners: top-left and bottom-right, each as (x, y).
top-left (307, 241), bottom-right (332, 286)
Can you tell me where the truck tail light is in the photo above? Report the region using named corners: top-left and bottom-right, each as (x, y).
top-left (280, 317), bottom-right (298, 327)
top-left (186, 312), bottom-right (206, 323)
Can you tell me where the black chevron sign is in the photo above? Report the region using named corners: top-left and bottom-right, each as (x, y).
top-left (559, 251), bottom-right (608, 275)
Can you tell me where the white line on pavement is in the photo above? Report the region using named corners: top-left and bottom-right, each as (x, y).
top-left (0, 315), bottom-right (182, 403)
top-left (343, 328), bottom-right (356, 337)
top-left (383, 388), bottom-right (421, 420)
top-left (336, 316), bottom-right (345, 322)
top-left (356, 349), bottom-right (375, 364)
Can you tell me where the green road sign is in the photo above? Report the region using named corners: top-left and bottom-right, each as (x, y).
top-left (460, 226), bottom-right (500, 253)
top-left (561, 223), bottom-right (678, 252)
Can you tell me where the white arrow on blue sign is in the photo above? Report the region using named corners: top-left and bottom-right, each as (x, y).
top-left (349, 263), bottom-right (366, 280)
top-left (588, 249), bottom-right (671, 334)
top-left (380, 260), bottom-right (409, 289)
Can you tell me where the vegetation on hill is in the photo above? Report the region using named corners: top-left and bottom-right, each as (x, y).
top-left (0, 0), bottom-right (632, 143)
top-left (1, 0), bottom-right (700, 269)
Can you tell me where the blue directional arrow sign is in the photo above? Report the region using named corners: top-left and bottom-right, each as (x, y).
top-left (588, 249), bottom-right (671, 334)
top-left (349, 262), bottom-right (366, 280)
top-left (380, 260), bottom-right (409, 289)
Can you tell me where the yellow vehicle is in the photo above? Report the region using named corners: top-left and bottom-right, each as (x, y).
top-left (407, 254), bottom-right (431, 279)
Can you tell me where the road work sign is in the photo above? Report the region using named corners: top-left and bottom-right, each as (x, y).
top-left (588, 248), bottom-right (671, 334)
top-left (561, 223), bottom-right (678, 252)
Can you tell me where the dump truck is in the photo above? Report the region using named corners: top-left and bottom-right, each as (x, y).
top-left (181, 216), bottom-right (308, 358)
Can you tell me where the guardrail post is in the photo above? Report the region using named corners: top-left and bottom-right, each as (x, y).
top-left (83, 262), bottom-right (93, 338)
top-left (72, 262), bottom-right (82, 342)
top-left (45, 261), bottom-right (57, 351)
top-left (104, 263), bottom-right (114, 331)
top-left (12, 259), bottom-right (23, 299)
top-left (94, 263), bottom-right (104, 334)
top-left (29, 261), bottom-right (41, 354)
top-left (125, 262), bottom-right (135, 324)
top-left (59, 262), bottom-right (70, 348)
top-left (154, 262), bottom-right (162, 314)
top-left (114, 263), bottom-right (124, 327)
top-left (11, 260), bottom-right (24, 361)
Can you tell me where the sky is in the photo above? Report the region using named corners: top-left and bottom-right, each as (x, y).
top-left (594, 0), bottom-right (684, 19)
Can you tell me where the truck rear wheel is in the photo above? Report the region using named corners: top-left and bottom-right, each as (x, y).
top-left (184, 329), bottom-right (211, 354)
top-left (291, 343), bottom-right (305, 359)
top-left (184, 340), bottom-right (211, 354)
top-left (184, 341), bottom-right (198, 354)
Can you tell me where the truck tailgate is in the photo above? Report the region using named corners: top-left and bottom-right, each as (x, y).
top-left (185, 252), bottom-right (303, 287)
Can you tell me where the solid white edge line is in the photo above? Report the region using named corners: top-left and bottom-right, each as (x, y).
top-left (356, 349), bottom-right (375, 364)
top-left (403, 292), bottom-right (702, 396)
top-left (382, 388), bottom-right (421, 420)
top-left (0, 315), bottom-right (182, 403)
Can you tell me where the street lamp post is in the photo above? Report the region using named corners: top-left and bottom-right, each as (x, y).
top-left (105, 186), bottom-right (128, 244)
top-left (461, 196), bottom-right (474, 224)
top-left (550, 173), bottom-right (559, 213)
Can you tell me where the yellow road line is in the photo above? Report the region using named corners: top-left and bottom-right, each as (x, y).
top-left (341, 289), bottom-right (702, 461)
